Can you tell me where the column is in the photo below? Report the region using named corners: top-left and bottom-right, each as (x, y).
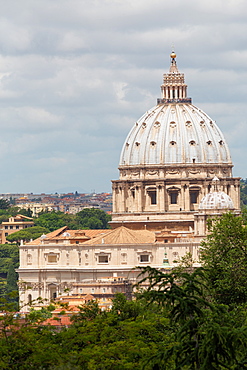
top-left (112, 185), bottom-right (117, 212)
top-left (159, 185), bottom-right (165, 212)
top-left (175, 87), bottom-right (178, 99)
top-left (184, 184), bottom-right (190, 211)
top-left (179, 85), bottom-right (182, 99)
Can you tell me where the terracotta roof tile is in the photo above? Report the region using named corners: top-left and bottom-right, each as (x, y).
top-left (26, 226), bottom-right (68, 245)
top-left (83, 226), bottom-right (155, 245)
top-left (26, 227), bottom-right (109, 245)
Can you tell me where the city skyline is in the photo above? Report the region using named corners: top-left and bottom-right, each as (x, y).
top-left (0, 0), bottom-right (246, 193)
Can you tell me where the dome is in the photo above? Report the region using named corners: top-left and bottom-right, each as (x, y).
top-left (119, 103), bottom-right (231, 166)
top-left (119, 52), bottom-right (232, 167)
top-left (199, 191), bottom-right (234, 210)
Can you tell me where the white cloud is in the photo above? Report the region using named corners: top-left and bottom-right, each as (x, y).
top-left (0, 0), bottom-right (245, 192)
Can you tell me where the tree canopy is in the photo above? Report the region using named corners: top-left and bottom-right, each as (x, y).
top-left (6, 226), bottom-right (49, 244)
top-left (200, 212), bottom-right (247, 305)
top-left (75, 208), bottom-right (111, 229)
top-left (33, 208), bottom-right (111, 232)
top-left (0, 199), bottom-right (10, 209)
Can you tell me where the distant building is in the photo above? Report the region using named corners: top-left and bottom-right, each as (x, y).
top-left (1, 214), bottom-right (34, 244)
top-left (17, 203), bottom-right (57, 217)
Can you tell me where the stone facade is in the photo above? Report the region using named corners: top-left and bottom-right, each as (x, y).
top-left (18, 226), bottom-right (201, 310)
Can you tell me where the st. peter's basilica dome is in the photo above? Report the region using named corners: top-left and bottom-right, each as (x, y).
top-left (111, 51), bottom-right (240, 230)
top-left (119, 53), bottom-right (232, 167)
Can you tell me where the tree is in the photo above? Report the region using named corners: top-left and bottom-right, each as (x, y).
top-left (0, 199), bottom-right (10, 210)
top-left (75, 208), bottom-right (111, 229)
top-left (136, 266), bottom-right (247, 369)
top-left (0, 244), bottom-right (19, 274)
top-left (200, 212), bottom-right (247, 305)
top-left (5, 263), bottom-right (18, 309)
top-left (18, 208), bottom-right (33, 218)
top-left (6, 226), bottom-right (49, 244)
top-left (34, 211), bottom-right (71, 232)
top-left (6, 263), bottom-right (18, 294)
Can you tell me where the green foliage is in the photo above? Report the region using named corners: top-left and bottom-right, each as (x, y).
top-left (33, 208), bottom-right (111, 232)
top-left (75, 208), bottom-right (111, 229)
top-left (0, 280), bottom-right (245, 369)
top-left (5, 263), bottom-right (18, 310)
top-left (18, 208), bottom-right (33, 217)
top-left (71, 300), bottom-right (101, 322)
top-left (0, 278), bottom-right (6, 297)
top-left (6, 263), bottom-right (18, 293)
top-left (0, 211), bottom-right (246, 368)
top-left (136, 266), bottom-right (247, 369)
top-left (6, 226), bottom-right (49, 243)
top-left (0, 206), bottom-right (32, 224)
top-left (240, 179), bottom-right (247, 206)
top-left (0, 295), bottom-right (171, 370)
top-left (201, 212), bottom-right (247, 305)
top-left (0, 199), bottom-right (10, 209)
top-left (34, 211), bottom-right (70, 232)
top-left (28, 306), bottom-right (54, 323)
top-left (0, 244), bottom-right (19, 274)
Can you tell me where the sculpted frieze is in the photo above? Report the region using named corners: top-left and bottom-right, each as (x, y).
top-left (167, 169), bottom-right (180, 175)
top-left (147, 170), bottom-right (158, 176)
top-left (131, 171), bottom-right (140, 177)
top-left (189, 169), bottom-right (201, 175)
top-left (18, 281), bottom-right (44, 291)
top-left (207, 169), bottom-right (215, 175)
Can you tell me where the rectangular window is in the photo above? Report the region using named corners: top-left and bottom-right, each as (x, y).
top-left (48, 255), bottom-right (57, 263)
top-left (170, 193), bottom-right (178, 204)
top-left (148, 190), bottom-right (157, 205)
top-left (140, 254), bottom-right (149, 263)
top-left (190, 191), bottom-right (198, 204)
top-left (16, 226), bottom-right (19, 229)
top-left (10, 226), bottom-right (13, 230)
top-left (4, 226), bottom-right (8, 229)
top-left (98, 255), bottom-right (109, 263)
top-left (5, 233), bottom-right (8, 236)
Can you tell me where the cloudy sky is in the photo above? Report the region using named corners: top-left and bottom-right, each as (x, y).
top-left (0, 0), bottom-right (246, 194)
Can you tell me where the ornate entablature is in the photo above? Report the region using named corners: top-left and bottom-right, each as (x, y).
top-left (18, 281), bottom-right (44, 292)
